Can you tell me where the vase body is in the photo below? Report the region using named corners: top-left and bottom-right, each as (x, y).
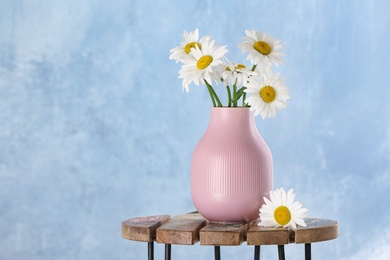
top-left (191, 107), bottom-right (273, 223)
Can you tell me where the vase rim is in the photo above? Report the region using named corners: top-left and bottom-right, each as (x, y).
top-left (210, 107), bottom-right (251, 110)
top-left (209, 106), bottom-right (255, 119)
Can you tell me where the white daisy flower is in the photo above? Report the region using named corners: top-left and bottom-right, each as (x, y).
top-left (179, 40), bottom-right (228, 92)
top-left (169, 28), bottom-right (212, 63)
top-left (259, 188), bottom-right (308, 230)
top-left (244, 69), bottom-right (290, 119)
top-left (238, 29), bottom-right (285, 68)
top-left (220, 61), bottom-right (256, 87)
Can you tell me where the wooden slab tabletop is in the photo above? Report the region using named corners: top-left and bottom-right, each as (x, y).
top-left (247, 218), bottom-right (338, 245)
top-left (122, 213), bottom-right (338, 246)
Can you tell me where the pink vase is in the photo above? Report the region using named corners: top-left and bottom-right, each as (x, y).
top-left (191, 107), bottom-right (273, 223)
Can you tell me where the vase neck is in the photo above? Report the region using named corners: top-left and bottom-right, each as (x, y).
top-left (208, 107), bottom-right (256, 134)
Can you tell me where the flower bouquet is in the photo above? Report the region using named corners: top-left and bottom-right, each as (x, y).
top-left (170, 29), bottom-right (290, 119)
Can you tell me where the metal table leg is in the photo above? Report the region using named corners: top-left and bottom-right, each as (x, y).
top-left (305, 243), bottom-right (311, 260)
top-left (165, 244), bottom-right (171, 260)
top-left (278, 245), bottom-right (285, 260)
top-left (147, 241), bottom-right (154, 260)
top-left (254, 246), bottom-right (261, 260)
top-left (214, 246), bottom-right (221, 260)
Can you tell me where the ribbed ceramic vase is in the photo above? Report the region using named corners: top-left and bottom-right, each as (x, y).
top-left (191, 107), bottom-right (273, 223)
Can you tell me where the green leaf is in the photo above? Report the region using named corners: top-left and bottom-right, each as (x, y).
top-left (236, 87), bottom-right (245, 100)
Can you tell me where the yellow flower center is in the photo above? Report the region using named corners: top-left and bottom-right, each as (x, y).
top-left (274, 206), bottom-right (291, 226)
top-left (259, 86), bottom-right (276, 103)
top-left (226, 64), bottom-right (246, 71)
top-left (254, 41), bottom-right (271, 55)
top-left (197, 55), bottom-right (213, 70)
top-left (184, 42), bottom-right (202, 54)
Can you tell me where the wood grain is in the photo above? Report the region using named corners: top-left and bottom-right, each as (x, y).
top-left (156, 214), bottom-right (207, 245)
top-left (200, 222), bottom-right (252, 246)
top-left (122, 215), bottom-right (170, 242)
top-left (294, 218), bottom-right (339, 244)
top-left (247, 218), bottom-right (339, 245)
top-left (122, 214), bottom-right (339, 246)
top-left (247, 223), bottom-right (290, 245)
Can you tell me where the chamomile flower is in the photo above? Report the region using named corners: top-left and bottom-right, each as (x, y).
top-left (239, 30), bottom-right (285, 67)
top-left (220, 61), bottom-right (256, 87)
top-left (169, 28), bottom-right (212, 63)
top-left (259, 188), bottom-right (308, 230)
top-left (179, 40), bottom-right (228, 92)
top-left (244, 69), bottom-right (290, 119)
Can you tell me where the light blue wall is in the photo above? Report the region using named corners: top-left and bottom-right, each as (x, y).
top-left (1, 0), bottom-right (389, 259)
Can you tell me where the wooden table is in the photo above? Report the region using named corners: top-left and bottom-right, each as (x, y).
top-left (122, 213), bottom-right (338, 260)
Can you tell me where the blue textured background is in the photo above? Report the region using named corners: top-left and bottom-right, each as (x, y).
top-left (1, 0), bottom-right (389, 259)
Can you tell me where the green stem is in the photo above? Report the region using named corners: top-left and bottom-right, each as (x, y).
top-left (226, 85), bottom-right (232, 107)
top-left (206, 83), bottom-right (216, 107)
top-left (233, 84), bottom-right (238, 107)
top-left (251, 64), bottom-right (257, 71)
top-left (205, 80), bottom-right (222, 107)
top-left (242, 92), bottom-right (247, 107)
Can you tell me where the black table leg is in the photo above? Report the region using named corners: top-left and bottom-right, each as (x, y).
top-left (254, 246), bottom-right (261, 260)
top-left (278, 245), bottom-right (285, 260)
top-left (165, 244), bottom-right (171, 260)
top-left (214, 246), bottom-right (221, 260)
top-left (305, 243), bottom-right (311, 260)
top-left (147, 241), bottom-right (154, 260)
